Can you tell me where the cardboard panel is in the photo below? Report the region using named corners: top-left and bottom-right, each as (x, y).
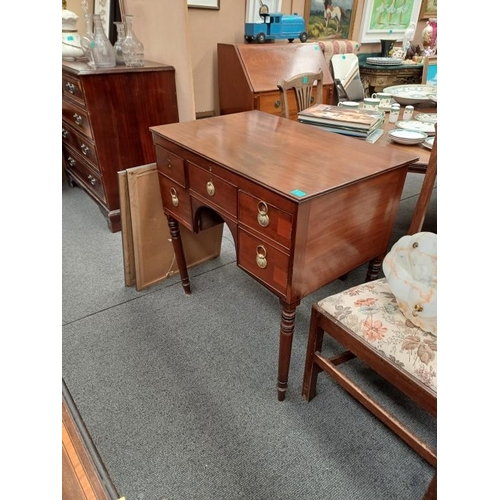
top-left (119, 163), bottom-right (224, 291)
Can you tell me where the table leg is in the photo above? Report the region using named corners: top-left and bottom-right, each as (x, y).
top-left (365, 256), bottom-right (383, 282)
top-left (277, 301), bottom-right (297, 401)
top-left (167, 215), bottom-right (191, 294)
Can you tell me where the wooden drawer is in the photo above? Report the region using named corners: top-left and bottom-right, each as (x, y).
top-left (62, 74), bottom-right (85, 105)
top-left (155, 146), bottom-right (187, 187)
top-left (258, 88), bottom-right (328, 118)
top-left (62, 99), bottom-right (93, 140)
top-left (63, 145), bottom-right (106, 203)
top-left (237, 228), bottom-right (290, 297)
top-left (238, 190), bottom-right (293, 249)
top-left (62, 124), bottom-right (99, 168)
top-left (187, 162), bottom-right (238, 217)
top-left (158, 172), bottom-right (193, 230)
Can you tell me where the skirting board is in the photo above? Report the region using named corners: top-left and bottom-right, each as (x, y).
top-left (118, 163), bottom-right (223, 291)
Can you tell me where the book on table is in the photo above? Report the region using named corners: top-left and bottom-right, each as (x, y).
top-left (298, 104), bottom-right (382, 130)
top-left (298, 103), bottom-right (384, 138)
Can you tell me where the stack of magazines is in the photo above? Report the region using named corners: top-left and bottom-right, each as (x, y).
top-left (297, 104), bottom-right (384, 139)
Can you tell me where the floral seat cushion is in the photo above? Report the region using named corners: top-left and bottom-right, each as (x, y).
top-left (317, 278), bottom-right (437, 394)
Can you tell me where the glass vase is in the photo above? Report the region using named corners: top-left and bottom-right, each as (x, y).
top-left (91, 14), bottom-right (116, 68)
top-left (122, 15), bottom-right (145, 67)
top-left (113, 22), bottom-right (126, 65)
top-left (80, 13), bottom-right (95, 67)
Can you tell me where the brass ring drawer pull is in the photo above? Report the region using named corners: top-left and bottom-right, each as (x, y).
top-left (87, 174), bottom-right (97, 186)
top-left (62, 128), bottom-right (69, 139)
top-left (206, 181), bottom-right (215, 196)
top-left (67, 156), bottom-right (76, 167)
top-left (170, 187), bottom-right (179, 207)
top-left (73, 113), bottom-right (83, 125)
top-left (80, 143), bottom-right (89, 155)
top-left (256, 245), bottom-right (267, 269)
top-left (257, 200), bottom-right (269, 227)
top-left (65, 82), bottom-right (76, 94)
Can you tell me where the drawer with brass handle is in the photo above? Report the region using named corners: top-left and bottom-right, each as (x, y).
top-left (238, 191), bottom-right (293, 249)
top-left (187, 162), bottom-right (237, 217)
top-left (157, 172), bottom-right (193, 230)
top-left (62, 99), bottom-right (93, 139)
top-left (155, 146), bottom-right (187, 187)
top-left (62, 124), bottom-right (99, 168)
top-left (237, 228), bottom-right (290, 297)
top-left (62, 74), bottom-right (85, 104)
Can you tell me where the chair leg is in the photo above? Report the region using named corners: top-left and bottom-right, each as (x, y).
top-left (302, 307), bottom-right (325, 401)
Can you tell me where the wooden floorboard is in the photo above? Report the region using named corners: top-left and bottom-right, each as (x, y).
top-left (62, 382), bottom-right (120, 500)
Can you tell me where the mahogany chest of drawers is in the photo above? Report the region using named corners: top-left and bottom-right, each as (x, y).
top-left (217, 43), bottom-right (334, 120)
top-left (62, 60), bottom-right (179, 232)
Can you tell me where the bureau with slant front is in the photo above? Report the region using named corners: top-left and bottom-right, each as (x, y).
top-left (150, 110), bottom-right (419, 400)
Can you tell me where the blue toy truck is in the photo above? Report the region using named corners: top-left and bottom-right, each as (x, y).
top-left (244, 13), bottom-right (308, 44)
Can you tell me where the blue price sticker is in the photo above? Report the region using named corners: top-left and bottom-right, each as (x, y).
top-left (291, 189), bottom-right (306, 197)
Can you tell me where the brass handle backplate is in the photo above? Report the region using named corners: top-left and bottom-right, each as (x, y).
top-left (67, 156), bottom-right (76, 167)
top-left (256, 245), bottom-right (267, 269)
top-left (62, 128), bottom-right (69, 139)
top-left (206, 181), bottom-right (215, 196)
top-left (80, 144), bottom-right (89, 155)
top-left (170, 187), bottom-right (179, 207)
top-left (257, 200), bottom-right (269, 227)
top-left (274, 100), bottom-right (281, 109)
top-left (73, 113), bottom-right (83, 125)
top-left (65, 82), bottom-right (75, 93)
top-left (87, 174), bottom-right (96, 186)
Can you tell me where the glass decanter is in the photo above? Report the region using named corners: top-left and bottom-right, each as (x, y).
top-left (91, 14), bottom-right (116, 68)
top-left (122, 15), bottom-right (145, 67)
top-left (80, 13), bottom-right (95, 67)
top-left (113, 22), bottom-right (126, 65)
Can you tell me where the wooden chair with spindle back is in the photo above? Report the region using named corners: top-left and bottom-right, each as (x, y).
top-left (277, 70), bottom-right (324, 119)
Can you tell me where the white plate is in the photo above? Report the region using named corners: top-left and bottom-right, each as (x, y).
top-left (382, 84), bottom-right (437, 105)
top-left (421, 136), bottom-right (435, 150)
top-left (388, 129), bottom-right (427, 145)
top-left (414, 113), bottom-right (437, 124)
top-left (395, 120), bottom-right (436, 135)
top-left (366, 57), bottom-right (403, 66)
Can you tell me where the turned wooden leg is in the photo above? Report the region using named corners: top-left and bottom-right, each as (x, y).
top-left (302, 306), bottom-right (325, 401)
top-left (167, 215), bottom-right (191, 295)
top-left (365, 255), bottom-right (383, 282)
top-left (277, 302), bottom-right (297, 401)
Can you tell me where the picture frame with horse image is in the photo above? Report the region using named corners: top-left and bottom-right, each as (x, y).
top-left (304, 0), bottom-right (359, 40)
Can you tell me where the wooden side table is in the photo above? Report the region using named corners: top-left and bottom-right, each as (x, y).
top-left (358, 54), bottom-right (423, 97)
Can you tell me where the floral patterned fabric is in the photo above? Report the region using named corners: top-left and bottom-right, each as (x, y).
top-left (317, 40), bottom-right (361, 62)
top-left (317, 278), bottom-right (437, 394)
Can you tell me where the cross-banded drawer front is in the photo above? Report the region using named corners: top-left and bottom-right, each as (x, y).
top-left (62, 100), bottom-right (93, 140)
top-left (62, 74), bottom-right (85, 105)
top-left (155, 146), bottom-right (187, 187)
top-left (238, 191), bottom-right (293, 249)
top-left (62, 125), bottom-right (98, 168)
top-left (237, 228), bottom-right (290, 297)
top-left (158, 172), bottom-right (193, 230)
top-left (187, 162), bottom-right (237, 217)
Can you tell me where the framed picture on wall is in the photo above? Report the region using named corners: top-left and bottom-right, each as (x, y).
top-left (187, 0), bottom-right (220, 9)
top-left (359, 0), bottom-right (422, 43)
top-left (419, 0), bottom-right (437, 19)
top-left (305, 0), bottom-right (359, 41)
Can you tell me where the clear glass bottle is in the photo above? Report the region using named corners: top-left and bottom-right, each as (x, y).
top-left (80, 13), bottom-right (95, 67)
top-left (122, 15), bottom-right (145, 67)
top-left (113, 22), bottom-right (126, 65)
top-left (91, 14), bottom-right (116, 68)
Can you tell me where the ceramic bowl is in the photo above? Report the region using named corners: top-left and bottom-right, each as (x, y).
top-left (382, 84), bottom-right (437, 105)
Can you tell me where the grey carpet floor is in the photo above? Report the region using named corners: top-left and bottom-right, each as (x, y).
top-left (62, 172), bottom-right (437, 500)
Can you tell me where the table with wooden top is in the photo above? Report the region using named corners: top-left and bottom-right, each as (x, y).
top-left (150, 110), bottom-right (419, 401)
